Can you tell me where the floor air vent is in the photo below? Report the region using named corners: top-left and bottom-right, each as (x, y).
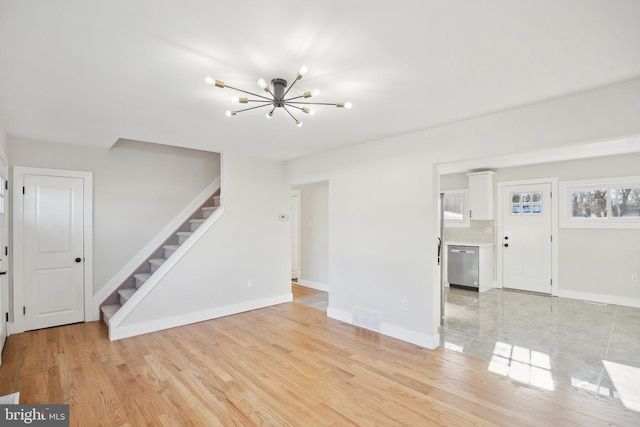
top-left (353, 306), bottom-right (381, 332)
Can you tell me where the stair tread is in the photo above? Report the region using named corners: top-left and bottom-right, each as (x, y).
top-left (149, 258), bottom-right (166, 266)
top-left (190, 218), bottom-right (205, 223)
top-left (163, 244), bottom-right (180, 250)
top-left (118, 288), bottom-right (136, 299)
top-left (101, 304), bottom-right (121, 321)
top-left (176, 231), bottom-right (192, 236)
top-left (134, 273), bottom-right (151, 281)
top-left (202, 206), bottom-right (217, 211)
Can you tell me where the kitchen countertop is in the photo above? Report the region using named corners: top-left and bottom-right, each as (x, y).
top-left (444, 241), bottom-right (495, 247)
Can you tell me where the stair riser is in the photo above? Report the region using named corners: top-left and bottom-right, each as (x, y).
top-left (150, 263), bottom-right (160, 274)
top-left (190, 222), bottom-right (202, 232)
top-left (119, 295), bottom-right (128, 305)
top-left (164, 248), bottom-right (176, 258)
top-left (202, 210), bottom-right (213, 219)
top-left (178, 235), bottom-right (190, 244)
top-left (135, 278), bottom-right (145, 289)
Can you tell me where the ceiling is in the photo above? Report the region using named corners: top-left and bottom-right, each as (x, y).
top-left (1, 1), bottom-right (639, 161)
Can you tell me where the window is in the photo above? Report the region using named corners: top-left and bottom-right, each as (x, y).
top-left (511, 192), bottom-right (542, 215)
top-left (443, 190), bottom-right (469, 228)
top-left (560, 176), bottom-right (640, 228)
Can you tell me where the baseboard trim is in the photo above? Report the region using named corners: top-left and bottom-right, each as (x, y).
top-left (297, 280), bottom-right (329, 292)
top-left (558, 289), bottom-right (640, 308)
top-left (326, 307), bottom-right (438, 350)
top-left (109, 293), bottom-right (293, 341)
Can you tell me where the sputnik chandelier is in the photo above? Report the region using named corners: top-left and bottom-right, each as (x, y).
top-left (205, 65), bottom-right (351, 127)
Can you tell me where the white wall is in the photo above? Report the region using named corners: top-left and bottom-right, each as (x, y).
top-left (286, 78), bottom-right (640, 349)
top-left (8, 138), bottom-right (220, 294)
top-left (0, 122), bottom-right (6, 154)
top-left (294, 182), bottom-right (329, 290)
top-left (118, 153), bottom-right (291, 329)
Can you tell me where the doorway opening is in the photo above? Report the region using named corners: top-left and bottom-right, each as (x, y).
top-left (290, 182), bottom-right (329, 312)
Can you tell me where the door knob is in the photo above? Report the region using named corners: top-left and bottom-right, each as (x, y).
top-left (503, 243), bottom-right (509, 248)
top-left (75, 257), bottom-right (82, 263)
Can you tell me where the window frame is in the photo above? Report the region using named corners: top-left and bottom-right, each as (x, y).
top-left (559, 176), bottom-right (640, 229)
top-left (442, 189), bottom-right (469, 228)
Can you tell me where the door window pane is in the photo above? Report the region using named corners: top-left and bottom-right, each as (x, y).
top-left (511, 192), bottom-right (542, 215)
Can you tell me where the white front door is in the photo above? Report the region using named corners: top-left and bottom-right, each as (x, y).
top-left (291, 190), bottom-right (301, 281)
top-left (501, 183), bottom-right (552, 294)
top-left (23, 174), bottom-right (85, 330)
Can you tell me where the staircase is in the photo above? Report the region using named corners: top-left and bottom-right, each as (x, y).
top-left (100, 193), bottom-right (220, 325)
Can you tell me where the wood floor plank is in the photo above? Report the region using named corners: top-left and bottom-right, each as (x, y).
top-left (1, 295), bottom-right (639, 426)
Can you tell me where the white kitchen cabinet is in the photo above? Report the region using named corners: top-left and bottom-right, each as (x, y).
top-left (467, 171), bottom-right (495, 220)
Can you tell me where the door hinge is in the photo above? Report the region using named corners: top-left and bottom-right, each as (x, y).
top-left (23, 306), bottom-right (26, 315)
top-left (4, 180), bottom-right (7, 191)
top-left (550, 278), bottom-right (553, 285)
top-left (5, 312), bottom-right (8, 322)
top-left (550, 235), bottom-right (553, 242)
top-left (550, 191), bottom-right (552, 198)
top-left (22, 186), bottom-right (25, 195)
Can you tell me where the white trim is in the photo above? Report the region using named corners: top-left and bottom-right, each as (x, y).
top-left (93, 177), bottom-right (220, 318)
top-left (108, 206), bottom-right (225, 332)
top-left (291, 189), bottom-right (302, 280)
top-left (327, 307), bottom-right (438, 350)
top-left (558, 289), bottom-right (640, 309)
top-left (297, 279), bottom-right (329, 292)
top-left (496, 177), bottom-right (559, 296)
top-left (12, 166), bottom-right (93, 332)
top-left (110, 292), bottom-right (292, 340)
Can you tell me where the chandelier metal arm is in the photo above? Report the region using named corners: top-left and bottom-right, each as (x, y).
top-left (282, 105), bottom-right (300, 123)
top-left (281, 72), bottom-right (301, 99)
top-left (233, 103), bottom-right (274, 114)
top-left (224, 84), bottom-right (273, 101)
top-left (285, 101), bottom-right (341, 106)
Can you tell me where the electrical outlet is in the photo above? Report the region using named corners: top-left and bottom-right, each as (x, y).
top-left (248, 280), bottom-right (253, 288)
top-left (401, 299), bottom-right (409, 311)
top-left (632, 274), bottom-right (639, 283)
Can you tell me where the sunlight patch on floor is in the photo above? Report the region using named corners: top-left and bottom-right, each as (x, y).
top-left (603, 360), bottom-right (640, 412)
top-left (488, 341), bottom-right (554, 391)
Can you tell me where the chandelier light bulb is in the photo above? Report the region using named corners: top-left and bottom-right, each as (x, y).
top-left (257, 78), bottom-right (267, 89)
top-left (204, 76), bottom-right (214, 86)
top-left (231, 96), bottom-right (239, 103)
top-left (225, 110), bottom-right (237, 117)
top-left (344, 101), bottom-right (352, 109)
top-left (265, 110), bottom-right (274, 119)
top-left (295, 119), bottom-right (303, 127)
top-left (296, 65), bottom-right (308, 80)
top-left (312, 89), bottom-right (320, 97)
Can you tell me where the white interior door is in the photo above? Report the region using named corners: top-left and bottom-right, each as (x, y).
top-left (23, 174), bottom-right (85, 330)
top-left (501, 183), bottom-right (552, 294)
top-left (291, 190), bottom-right (301, 281)
top-left (0, 161), bottom-right (8, 364)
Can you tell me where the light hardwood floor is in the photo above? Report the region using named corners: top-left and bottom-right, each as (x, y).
top-left (1, 289), bottom-right (638, 426)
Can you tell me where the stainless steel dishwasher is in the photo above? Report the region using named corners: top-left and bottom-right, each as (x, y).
top-left (447, 245), bottom-right (479, 290)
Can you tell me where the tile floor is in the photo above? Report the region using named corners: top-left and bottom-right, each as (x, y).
top-left (441, 286), bottom-right (640, 408)
top-left (293, 284), bottom-right (640, 410)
